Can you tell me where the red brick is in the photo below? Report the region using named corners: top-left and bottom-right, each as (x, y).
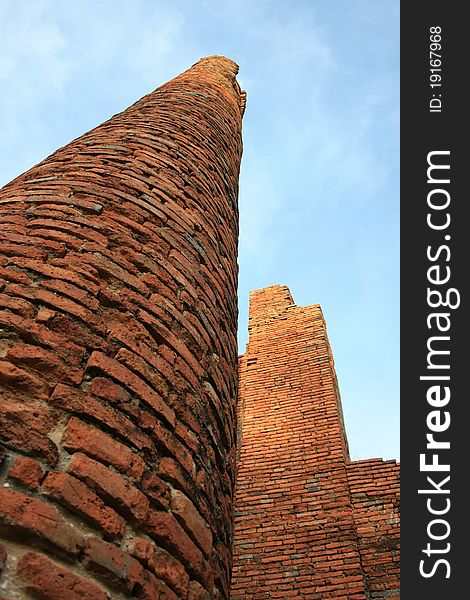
top-left (130, 536), bottom-right (189, 598)
top-left (0, 359), bottom-right (52, 400)
top-left (4, 283), bottom-right (100, 329)
top-left (231, 286), bottom-right (400, 599)
top-left (6, 343), bottom-right (82, 386)
top-left (175, 420), bottom-right (200, 455)
top-left (0, 231), bottom-right (65, 255)
top-left (137, 309), bottom-right (203, 382)
top-left (0, 401), bottom-right (58, 465)
top-left (49, 384), bottom-right (154, 455)
top-left (170, 490), bottom-right (213, 557)
top-left (141, 471), bottom-right (171, 510)
top-left (0, 293), bottom-right (35, 318)
top-left (62, 417), bottom-right (145, 479)
top-left (47, 312), bottom-right (111, 352)
top-left (90, 376), bottom-right (131, 404)
top-left (40, 278), bottom-right (99, 311)
top-left (0, 242), bottom-right (47, 260)
top-left (42, 472), bottom-right (126, 538)
top-left (79, 251), bottom-right (148, 295)
top-left (0, 309), bottom-right (85, 365)
top-left (49, 253), bottom-right (101, 283)
top-left (149, 419), bottom-right (195, 477)
top-left (17, 552), bottom-right (109, 600)
top-left (86, 351), bottom-right (175, 428)
top-left (5, 256), bottom-right (100, 294)
top-left (156, 457), bottom-right (197, 500)
top-left (134, 568), bottom-right (179, 600)
top-left (143, 509), bottom-right (211, 589)
top-left (69, 453), bottom-right (149, 522)
top-left (0, 265), bottom-right (32, 285)
top-left (83, 539), bottom-right (143, 592)
top-left (188, 580), bottom-right (211, 600)
top-left (9, 457), bottom-right (44, 489)
top-left (26, 218), bottom-right (108, 248)
top-left (114, 346), bottom-right (169, 399)
top-left (0, 488), bottom-right (83, 555)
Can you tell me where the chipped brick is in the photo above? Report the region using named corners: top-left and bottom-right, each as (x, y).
top-left (69, 453), bottom-right (149, 522)
top-left (42, 472), bottom-right (126, 538)
top-left (62, 417), bottom-right (145, 479)
top-left (9, 457), bottom-right (44, 489)
top-left (17, 552), bottom-right (109, 600)
top-left (0, 488), bottom-right (83, 555)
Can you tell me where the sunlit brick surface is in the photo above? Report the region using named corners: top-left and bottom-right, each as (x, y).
top-left (231, 285), bottom-right (400, 599)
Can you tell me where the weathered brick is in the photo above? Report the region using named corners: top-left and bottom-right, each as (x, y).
top-left (157, 457), bottom-right (195, 496)
top-left (5, 256), bottom-right (100, 294)
top-left (83, 539), bottom-right (143, 592)
top-left (0, 359), bottom-right (52, 400)
top-left (0, 488), bottom-right (83, 555)
top-left (0, 293), bottom-right (35, 318)
top-left (0, 310), bottom-right (85, 365)
top-left (0, 242), bottom-right (47, 260)
top-left (47, 313), bottom-right (111, 352)
top-left (40, 278), bottom-right (100, 311)
top-left (170, 490), bottom-right (213, 557)
top-left (90, 376), bottom-right (131, 404)
top-left (4, 283), bottom-right (100, 329)
top-left (17, 552), bottom-right (109, 600)
top-left (130, 536), bottom-right (189, 598)
top-left (6, 343), bottom-right (83, 386)
top-left (42, 472), bottom-right (126, 538)
top-left (143, 509), bottom-right (211, 589)
top-left (62, 417), bottom-right (145, 479)
top-left (175, 420), bottom-right (200, 455)
top-left (8, 457), bottom-right (44, 489)
top-left (0, 265), bottom-right (33, 285)
top-left (134, 568), bottom-right (179, 600)
top-left (149, 419), bottom-right (195, 477)
top-left (86, 351), bottom-right (175, 428)
top-left (114, 346), bottom-right (170, 400)
top-left (188, 580), bottom-right (211, 600)
top-left (141, 471), bottom-right (171, 510)
top-left (0, 401), bottom-right (58, 465)
top-left (49, 384), bottom-right (154, 455)
top-left (69, 453), bottom-right (149, 522)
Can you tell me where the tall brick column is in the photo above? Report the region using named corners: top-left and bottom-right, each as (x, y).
top-left (0, 56), bottom-right (245, 600)
top-left (231, 285), bottom-right (400, 599)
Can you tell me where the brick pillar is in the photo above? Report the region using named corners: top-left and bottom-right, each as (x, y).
top-left (232, 285), bottom-right (367, 599)
top-left (0, 56), bottom-right (245, 600)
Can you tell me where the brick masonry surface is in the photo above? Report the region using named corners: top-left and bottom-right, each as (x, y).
top-left (0, 56), bottom-right (245, 600)
top-left (231, 285), bottom-right (400, 599)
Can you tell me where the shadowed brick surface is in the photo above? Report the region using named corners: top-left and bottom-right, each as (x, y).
top-left (0, 55), bottom-right (245, 599)
top-left (231, 285), bottom-right (400, 599)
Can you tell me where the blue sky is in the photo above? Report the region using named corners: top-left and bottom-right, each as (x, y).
top-left (0, 0), bottom-right (399, 461)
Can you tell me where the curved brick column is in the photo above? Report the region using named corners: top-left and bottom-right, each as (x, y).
top-left (0, 56), bottom-right (245, 600)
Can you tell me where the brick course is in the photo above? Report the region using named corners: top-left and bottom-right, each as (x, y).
top-left (0, 56), bottom-right (245, 599)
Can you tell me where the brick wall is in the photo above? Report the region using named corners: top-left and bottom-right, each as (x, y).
top-left (231, 285), bottom-right (400, 599)
top-left (0, 56), bottom-right (245, 600)
top-left (347, 460), bottom-right (400, 598)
